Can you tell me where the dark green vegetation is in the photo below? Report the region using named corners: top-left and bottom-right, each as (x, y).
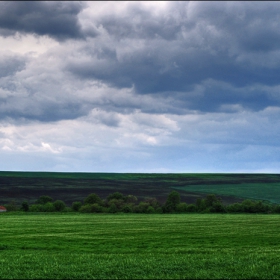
top-left (1, 213), bottom-right (280, 279)
top-left (4, 191), bottom-right (280, 214)
top-left (2, 172), bottom-right (280, 206)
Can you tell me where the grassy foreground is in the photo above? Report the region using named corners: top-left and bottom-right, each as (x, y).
top-left (1, 213), bottom-right (280, 279)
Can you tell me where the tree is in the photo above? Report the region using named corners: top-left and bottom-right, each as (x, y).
top-left (205, 194), bottom-right (220, 208)
top-left (124, 195), bottom-right (138, 204)
top-left (176, 202), bottom-right (188, 213)
top-left (241, 199), bottom-right (257, 213)
top-left (29, 204), bottom-right (44, 212)
top-left (226, 202), bottom-right (243, 213)
top-left (36, 195), bottom-right (53, 205)
top-left (79, 204), bottom-right (92, 213)
top-left (164, 191), bottom-right (181, 213)
top-left (84, 193), bottom-right (102, 205)
top-left (53, 200), bottom-right (66, 212)
top-left (108, 198), bottom-right (124, 210)
top-left (72, 201), bottom-right (82, 211)
top-left (146, 206), bottom-right (156, 214)
top-left (273, 204), bottom-right (280, 213)
top-left (21, 201), bottom-right (29, 212)
top-left (144, 197), bottom-right (161, 209)
top-left (195, 197), bottom-right (206, 212)
top-left (204, 194), bottom-right (226, 213)
top-left (107, 192), bottom-right (124, 201)
top-left (186, 204), bottom-right (196, 213)
top-left (108, 203), bottom-right (118, 213)
top-left (43, 202), bottom-right (55, 212)
top-left (122, 205), bottom-right (133, 213)
top-left (4, 200), bottom-right (18, 211)
top-left (90, 203), bottom-right (103, 213)
top-left (134, 202), bottom-right (150, 213)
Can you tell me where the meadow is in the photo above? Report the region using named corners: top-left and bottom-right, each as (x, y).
top-left (1, 213), bottom-right (280, 279)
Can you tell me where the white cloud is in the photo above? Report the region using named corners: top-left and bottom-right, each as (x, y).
top-left (0, 33), bottom-right (59, 57)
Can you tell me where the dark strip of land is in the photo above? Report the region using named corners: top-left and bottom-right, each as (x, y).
top-left (1, 172), bottom-right (280, 205)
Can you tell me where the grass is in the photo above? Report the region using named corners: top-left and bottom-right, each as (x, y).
top-left (1, 213), bottom-right (280, 279)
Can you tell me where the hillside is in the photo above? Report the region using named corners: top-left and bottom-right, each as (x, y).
top-left (1, 172), bottom-right (280, 205)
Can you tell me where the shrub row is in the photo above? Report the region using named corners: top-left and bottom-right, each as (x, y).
top-left (3, 191), bottom-right (278, 214)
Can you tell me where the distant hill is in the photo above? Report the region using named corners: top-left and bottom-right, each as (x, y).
top-left (1, 172), bottom-right (280, 205)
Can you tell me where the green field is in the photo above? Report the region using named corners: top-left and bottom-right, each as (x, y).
top-left (2, 172), bottom-right (280, 205)
top-left (174, 182), bottom-right (280, 204)
top-left (1, 213), bottom-right (280, 279)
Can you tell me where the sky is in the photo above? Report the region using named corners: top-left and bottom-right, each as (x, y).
top-left (0, 1), bottom-right (280, 173)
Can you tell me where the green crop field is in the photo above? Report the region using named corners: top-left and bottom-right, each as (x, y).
top-left (174, 182), bottom-right (280, 204)
top-left (1, 213), bottom-right (280, 279)
top-left (2, 172), bottom-right (280, 206)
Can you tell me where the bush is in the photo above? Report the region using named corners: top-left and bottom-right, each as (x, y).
top-left (122, 204), bottom-right (133, 213)
top-left (226, 203), bottom-right (241, 213)
top-left (90, 203), bottom-right (103, 213)
top-left (240, 200), bottom-right (254, 213)
top-left (273, 205), bottom-right (280, 213)
top-left (53, 200), bottom-right (66, 212)
top-left (195, 198), bottom-right (207, 212)
top-left (29, 204), bottom-right (44, 212)
top-left (124, 195), bottom-right (138, 204)
top-left (108, 203), bottom-right (118, 213)
top-left (21, 201), bottom-right (29, 212)
top-left (144, 197), bottom-right (161, 209)
top-left (240, 199), bottom-right (270, 213)
top-left (43, 202), bottom-right (55, 212)
top-left (176, 202), bottom-right (188, 213)
top-left (205, 194), bottom-right (220, 208)
top-left (62, 207), bottom-right (72, 212)
top-left (72, 201), bottom-right (82, 212)
top-left (108, 198), bottom-right (124, 210)
top-left (186, 204), bottom-right (196, 213)
top-left (253, 201), bottom-right (271, 213)
top-left (4, 201), bottom-right (18, 212)
top-left (146, 206), bottom-right (156, 214)
top-left (164, 191), bottom-right (181, 213)
top-left (79, 204), bottom-right (92, 213)
top-left (134, 202), bottom-right (150, 213)
top-left (84, 193), bottom-right (102, 205)
top-left (107, 192), bottom-right (124, 201)
top-left (210, 201), bottom-right (226, 213)
top-left (155, 207), bottom-right (163, 213)
top-left (36, 196), bottom-right (53, 205)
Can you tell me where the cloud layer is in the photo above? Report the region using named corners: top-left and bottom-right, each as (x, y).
top-left (0, 1), bottom-right (280, 172)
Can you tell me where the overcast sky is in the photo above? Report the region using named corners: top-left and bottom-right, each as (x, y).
top-left (0, 1), bottom-right (280, 173)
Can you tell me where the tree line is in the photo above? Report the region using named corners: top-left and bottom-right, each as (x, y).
top-left (3, 191), bottom-right (280, 214)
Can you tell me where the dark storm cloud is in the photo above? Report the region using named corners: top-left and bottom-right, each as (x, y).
top-left (184, 81), bottom-right (277, 113)
top-left (0, 96), bottom-right (92, 122)
top-left (65, 2), bottom-right (280, 113)
top-left (1, 1), bottom-right (280, 122)
top-left (0, 1), bottom-right (87, 40)
top-left (193, 1), bottom-right (280, 53)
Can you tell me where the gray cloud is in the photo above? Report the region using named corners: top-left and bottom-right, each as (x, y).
top-left (1, 1), bottom-right (280, 122)
top-left (93, 2), bottom-right (188, 41)
top-left (0, 97), bottom-right (89, 122)
top-left (0, 52), bottom-right (27, 78)
top-left (192, 1), bottom-right (280, 53)
top-left (0, 1), bottom-right (87, 40)
top-left (61, 1), bottom-right (280, 115)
